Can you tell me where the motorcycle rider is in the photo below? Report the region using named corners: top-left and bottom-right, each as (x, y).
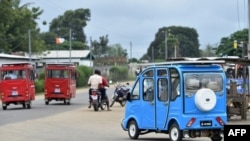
top-left (97, 71), bottom-right (112, 111)
top-left (87, 69), bottom-right (102, 108)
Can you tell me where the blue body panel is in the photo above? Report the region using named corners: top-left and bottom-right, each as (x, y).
top-left (121, 64), bottom-right (227, 132)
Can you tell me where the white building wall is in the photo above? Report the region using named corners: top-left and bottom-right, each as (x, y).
top-left (41, 58), bottom-right (93, 67)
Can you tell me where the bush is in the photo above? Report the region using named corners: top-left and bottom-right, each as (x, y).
top-left (76, 68), bottom-right (85, 87)
top-left (109, 66), bottom-right (128, 82)
top-left (35, 79), bottom-right (44, 93)
top-left (38, 70), bottom-right (44, 80)
top-left (76, 65), bottom-right (93, 88)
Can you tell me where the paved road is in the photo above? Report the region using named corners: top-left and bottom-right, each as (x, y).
top-left (0, 87), bottom-right (250, 141)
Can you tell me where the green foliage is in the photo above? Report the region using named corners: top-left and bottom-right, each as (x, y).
top-left (142, 26), bottom-right (200, 60)
top-left (91, 35), bottom-right (109, 58)
top-left (129, 58), bottom-right (139, 63)
top-left (200, 44), bottom-right (217, 57)
top-left (35, 79), bottom-right (44, 93)
top-left (49, 8), bottom-right (90, 43)
top-left (38, 71), bottom-right (45, 80)
top-left (76, 68), bottom-right (85, 87)
top-left (0, 0), bottom-right (45, 54)
top-left (109, 66), bottom-right (128, 82)
top-left (35, 71), bottom-right (45, 93)
top-left (216, 28), bottom-right (248, 57)
top-left (76, 65), bottom-right (92, 87)
top-left (108, 43), bottom-right (128, 57)
top-left (40, 8), bottom-right (91, 52)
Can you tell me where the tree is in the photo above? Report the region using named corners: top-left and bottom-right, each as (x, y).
top-left (49, 8), bottom-right (90, 43)
top-left (216, 28), bottom-right (248, 57)
top-left (142, 26), bottom-right (200, 61)
top-left (0, 0), bottom-right (45, 54)
top-left (129, 57), bottom-right (139, 63)
top-left (108, 43), bottom-right (128, 57)
top-left (41, 8), bottom-right (91, 51)
top-left (91, 37), bottom-right (128, 66)
top-left (200, 44), bottom-right (216, 57)
top-left (91, 35), bottom-right (109, 58)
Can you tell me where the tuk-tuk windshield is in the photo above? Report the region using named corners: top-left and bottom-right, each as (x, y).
top-left (1, 70), bottom-right (26, 80)
top-left (184, 73), bottom-right (223, 94)
top-left (46, 70), bottom-right (68, 78)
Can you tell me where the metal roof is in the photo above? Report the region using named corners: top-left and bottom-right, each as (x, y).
top-left (41, 50), bottom-right (90, 58)
top-left (137, 57), bottom-right (250, 67)
top-left (0, 53), bottom-right (31, 59)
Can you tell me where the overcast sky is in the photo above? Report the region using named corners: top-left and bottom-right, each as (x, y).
top-left (23, 0), bottom-right (248, 58)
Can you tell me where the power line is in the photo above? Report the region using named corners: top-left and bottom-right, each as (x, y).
top-left (237, 0), bottom-right (242, 29)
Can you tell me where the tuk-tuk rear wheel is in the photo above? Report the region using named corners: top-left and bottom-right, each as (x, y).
top-left (2, 105), bottom-right (7, 110)
top-left (26, 103), bottom-right (31, 109)
top-left (45, 99), bottom-right (49, 105)
top-left (65, 99), bottom-right (71, 105)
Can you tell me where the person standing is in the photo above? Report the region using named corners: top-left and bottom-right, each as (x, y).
top-left (87, 69), bottom-right (102, 108)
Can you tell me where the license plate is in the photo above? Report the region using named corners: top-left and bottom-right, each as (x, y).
top-left (200, 120), bottom-right (212, 126)
top-left (91, 95), bottom-right (98, 100)
top-left (54, 88), bottom-right (60, 93)
top-left (12, 91), bottom-right (18, 96)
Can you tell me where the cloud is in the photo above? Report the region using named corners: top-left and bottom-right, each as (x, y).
top-left (23, 0), bottom-right (248, 58)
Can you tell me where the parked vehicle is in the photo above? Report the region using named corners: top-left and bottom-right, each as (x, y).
top-left (90, 89), bottom-right (106, 111)
top-left (121, 58), bottom-right (227, 141)
top-left (44, 63), bottom-right (78, 105)
top-left (110, 82), bottom-right (130, 107)
top-left (0, 63), bottom-right (36, 110)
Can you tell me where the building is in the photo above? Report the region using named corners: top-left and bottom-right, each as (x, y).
top-left (38, 50), bottom-right (94, 67)
top-left (0, 50), bottom-right (94, 68)
top-left (0, 53), bottom-right (38, 64)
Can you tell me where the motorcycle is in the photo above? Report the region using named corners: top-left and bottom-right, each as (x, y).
top-left (110, 83), bottom-right (130, 107)
top-left (90, 89), bottom-right (106, 111)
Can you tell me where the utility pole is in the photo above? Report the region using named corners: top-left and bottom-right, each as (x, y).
top-left (165, 29), bottom-right (168, 60)
top-left (248, 0), bottom-right (250, 59)
top-left (69, 28), bottom-right (72, 63)
top-left (89, 37), bottom-right (92, 68)
top-left (130, 42), bottom-right (132, 61)
top-left (244, 0), bottom-right (250, 120)
top-left (152, 46), bottom-right (154, 62)
top-left (28, 29), bottom-right (31, 63)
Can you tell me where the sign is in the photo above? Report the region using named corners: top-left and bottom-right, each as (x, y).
top-left (224, 125), bottom-right (250, 140)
